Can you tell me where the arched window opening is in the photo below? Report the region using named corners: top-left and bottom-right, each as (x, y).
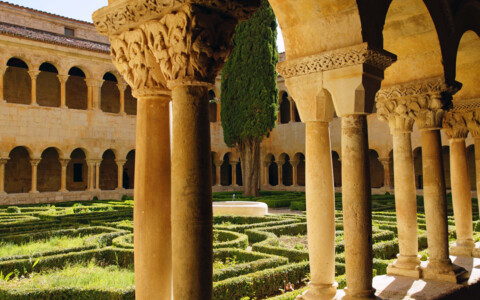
top-left (268, 156), bottom-right (278, 186)
top-left (413, 148), bottom-right (423, 189)
top-left (332, 151), bottom-right (341, 187)
top-left (236, 160), bottom-right (243, 186)
top-left (124, 86), bottom-right (137, 115)
top-left (4, 58), bottom-right (30, 105)
top-left (66, 67), bottom-right (87, 110)
top-left (124, 150), bottom-right (135, 189)
top-left (209, 102), bottom-right (218, 123)
top-left (101, 72), bottom-right (120, 113)
top-left (220, 153), bottom-right (232, 186)
top-left (369, 150), bottom-right (384, 188)
top-left (100, 149), bottom-right (117, 190)
top-left (295, 153), bottom-right (305, 186)
top-left (37, 63), bottom-right (60, 107)
top-left (37, 148), bottom-right (61, 192)
top-left (67, 148), bottom-right (87, 191)
top-left (279, 92), bottom-right (290, 124)
top-left (5, 147), bottom-right (31, 193)
top-left (442, 146), bottom-right (451, 189)
top-left (282, 155), bottom-right (293, 186)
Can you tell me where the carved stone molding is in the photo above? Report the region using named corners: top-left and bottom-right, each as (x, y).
top-left (93, 0), bottom-right (259, 36)
top-left (442, 111), bottom-right (469, 139)
top-left (376, 78), bottom-right (459, 131)
top-left (276, 43), bottom-right (397, 79)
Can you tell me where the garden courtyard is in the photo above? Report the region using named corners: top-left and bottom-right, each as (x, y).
top-left (0, 192), bottom-right (478, 299)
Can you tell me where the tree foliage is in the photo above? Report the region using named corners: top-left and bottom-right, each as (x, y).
top-left (221, 0), bottom-right (278, 148)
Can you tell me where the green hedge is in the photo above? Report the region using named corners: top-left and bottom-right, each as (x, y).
top-left (0, 287), bottom-right (135, 300)
top-left (213, 230), bottom-right (248, 250)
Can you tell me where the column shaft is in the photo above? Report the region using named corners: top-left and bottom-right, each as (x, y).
top-left (387, 132), bottom-right (420, 277)
top-left (95, 163), bottom-right (100, 190)
top-left (450, 138), bottom-right (474, 255)
top-left (0, 68), bottom-right (5, 101)
top-left (58, 75), bottom-right (69, 108)
top-left (264, 164), bottom-right (269, 186)
top-left (278, 163), bottom-right (284, 186)
top-left (300, 121), bottom-right (336, 299)
top-left (341, 114), bottom-right (375, 298)
top-left (29, 71), bottom-right (39, 106)
top-left (231, 163), bottom-right (237, 186)
top-left (134, 94), bottom-right (172, 300)
top-left (171, 85), bottom-right (212, 300)
top-left (60, 160), bottom-right (69, 192)
top-left (87, 162), bottom-right (94, 191)
top-left (30, 160), bottom-right (39, 193)
top-left (0, 160), bottom-right (7, 193)
top-left (116, 160), bottom-right (125, 190)
top-left (292, 163), bottom-right (298, 186)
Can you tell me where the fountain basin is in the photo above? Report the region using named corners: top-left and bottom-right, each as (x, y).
top-left (213, 201), bottom-right (268, 217)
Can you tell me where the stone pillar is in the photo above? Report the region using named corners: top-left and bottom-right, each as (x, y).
top-left (263, 161), bottom-right (269, 186)
top-left (376, 90), bottom-right (421, 278)
top-left (95, 161), bottom-right (101, 191)
top-left (379, 157), bottom-right (392, 189)
top-left (291, 159), bottom-right (299, 186)
top-left (118, 83), bottom-right (127, 115)
top-left (86, 160), bottom-right (95, 191)
top-left (30, 158), bottom-right (40, 193)
top-left (86, 79), bottom-right (102, 111)
top-left (300, 121), bottom-right (337, 299)
top-left (0, 66), bottom-right (6, 102)
top-left (116, 159), bottom-right (127, 190)
top-left (214, 160), bottom-right (222, 186)
top-left (277, 160), bottom-right (284, 186)
top-left (0, 158), bottom-right (9, 194)
top-left (230, 161), bottom-right (238, 186)
top-left (411, 78), bottom-right (467, 282)
top-left (60, 159), bottom-right (70, 192)
top-left (57, 74), bottom-right (69, 108)
top-left (93, 2), bottom-right (258, 299)
top-left (28, 70), bottom-right (40, 106)
top-left (443, 111), bottom-right (474, 256)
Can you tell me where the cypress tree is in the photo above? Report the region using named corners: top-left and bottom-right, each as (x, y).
top-left (221, 0), bottom-right (278, 197)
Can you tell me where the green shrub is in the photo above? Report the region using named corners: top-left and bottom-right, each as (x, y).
top-left (6, 207), bottom-right (20, 214)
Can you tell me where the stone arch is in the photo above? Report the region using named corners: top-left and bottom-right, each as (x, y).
top-left (467, 144), bottom-right (476, 191)
top-left (4, 57), bottom-right (30, 105)
top-left (66, 67), bottom-right (88, 109)
top-left (413, 147), bottom-right (423, 189)
top-left (279, 153), bottom-right (293, 186)
top-left (37, 147), bottom-right (61, 192)
top-left (266, 154), bottom-right (278, 186)
top-left (101, 72), bottom-right (120, 113)
top-left (293, 152), bottom-right (305, 186)
top-left (37, 62), bottom-right (60, 107)
top-left (279, 92), bottom-right (290, 124)
top-left (67, 148), bottom-right (88, 191)
top-left (220, 152), bottom-right (232, 186)
top-left (442, 145), bottom-right (451, 189)
top-left (332, 151), bottom-right (342, 187)
top-left (100, 149), bottom-right (117, 190)
top-left (124, 150), bottom-right (135, 189)
top-left (5, 146), bottom-right (32, 193)
top-left (369, 149), bottom-right (384, 188)
top-left (124, 85), bottom-right (137, 115)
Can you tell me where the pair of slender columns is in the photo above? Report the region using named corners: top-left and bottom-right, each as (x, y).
top-left (134, 85), bottom-right (213, 300)
top-left (116, 159), bottom-right (127, 190)
top-left (29, 159), bottom-right (40, 193)
top-left (57, 74), bottom-right (69, 108)
top-left (28, 70), bottom-right (40, 106)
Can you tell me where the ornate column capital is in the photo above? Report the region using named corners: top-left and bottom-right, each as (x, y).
top-left (450, 99), bottom-right (480, 138)
top-left (57, 74), bottom-right (70, 84)
top-left (117, 82), bottom-right (128, 93)
top-left (28, 70), bottom-right (40, 80)
top-left (30, 158), bottom-right (41, 166)
top-left (93, 0), bottom-right (260, 93)
top-left (377, 77), bottom-right (460, 131)
top-left (85, 78), bottom-right (104, 88)
top-left (116, 159), bottom-right (128, 166)
top-left (378, 157), bottom-right (391, 167)
top-left (213, 159), bottom-right (223, 167)
top-left (290, 160), bottom-right (300, 168)
top-left (87, 159), bottom-right (102, 166)
top-left (442, 110), bottom-right (469, 140)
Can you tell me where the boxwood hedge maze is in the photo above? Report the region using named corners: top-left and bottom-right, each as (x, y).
top-left (0, 192), bottom-right (478, 299)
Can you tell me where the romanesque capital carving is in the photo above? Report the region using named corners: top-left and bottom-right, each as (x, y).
top-left (276, 43), bottom-right (397, 79)
top-left (57, 74), bottom-right (69, 84)
top-left (116, 159), bottom-right (128, 166)
top-left (453, 99), bottom-right (480, 138)
top-left (442, 111), bottom-right (469, 139)
top-left (28, 70), bottom-right (40, 80)
top-left (85, 79), bottom-right (104, 88)
top-left (376, 77), bottom-right (459, 131)
top-left (30, 159), bottom-right (41, 166)
top-left (93, 0), bottom-right (260, 93)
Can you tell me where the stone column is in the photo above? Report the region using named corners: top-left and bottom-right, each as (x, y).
top-left (117, 83), bottom-right (127, 115)
top-left (57, 74), bottom-right (69, 108)
top-left (95, 161), bottom-right (101, 191)
top-left (28, 70), bottom-right (40, 106)
top-left (85, 79), bottom-right (102, 111)
top-left (411, 78), bottom-right (467, 282)
top-left (277, 160), bottom-right (284, 186)
top-left (0, 66), bottom-right (6, 102)
top-left (443, 111), bottom-right (474, 256)
top-left (214, 160), bottom-right (222, 186)
top-left (376, 90), bottom-right (421, 278)
top-left (476, 138), bottom-right (480, 212)
top-left (291, 159), bottom-right (299, 186)
top-left (379, 157), bottom-right (392, 189)
top-left (230, 161), bottom-right (238, 186)
top-left (86, 160), bottom-right (95, 191)
top-left (301, 121), bottom-right (337, 299)
top-left (30, 158), bottom-right (40, 193)
top-left (93, 2), bottom-right (258, 299)
top-left (60, 159), bottom-right (70, 192)
top-left (116, 159), bottom-right (127, 190)
top-left (0, 158), bottom-right (9, 194)
top-left (263, 161), bottom-right (269, 186)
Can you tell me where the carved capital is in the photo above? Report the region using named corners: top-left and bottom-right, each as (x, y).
top-left (276, 43), bottom-right (397, 79)
top-left (116, 159), bottom-right (128, 166)
top-left (442, 111), bottom-right (469, 139)
top-left (30, 159), bottom-right (41, 167)
top-left (85, 79), bottom-right (104, 88)
top-left (455, 99), bottom-right (480, 138)
top-left (57, 74), bottom-right (69, 84)
top-left (376, 78), bottom-right (459, 131)
top-left (28, 70), bottom-right (41, 80)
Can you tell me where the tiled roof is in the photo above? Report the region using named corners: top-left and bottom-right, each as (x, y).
top-left (0, 1), bottom-right (94, 25)
top-left (0, 22), bottom-right (110, 54)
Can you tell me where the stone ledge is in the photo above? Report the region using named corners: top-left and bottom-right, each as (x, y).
top-left (0, 190), bottom-right (134, 205)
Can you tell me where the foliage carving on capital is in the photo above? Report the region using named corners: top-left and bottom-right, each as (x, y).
top-left (276, 43), bottom-right (397, 79)
top-left (453, 99), bottom-right (480, 138)
top-left (442, 111), bottom-right (469, 139)
top-left (376, 78), bottom-right (458, 131)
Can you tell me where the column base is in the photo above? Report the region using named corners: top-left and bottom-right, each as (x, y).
top-left (422, 259), bottom-right (469, 283)
top-left (296, 283), bottom-right (337, 300)
top-left (472, 242), bottom-right (480, 258)
top-left (29, 190), bottom-right (39, 194)
top-left (343, 287), bottom-right (377, 300)
top-left (59, 189), bottom-right (68, 193)
top-left (450, 240), bottom-right (475, 257)
top-left (386, 255), bottom-right (422, 278)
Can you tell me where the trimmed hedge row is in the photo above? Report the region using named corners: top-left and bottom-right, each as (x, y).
top-left (0, 287), bottom-right (135, 300)
top-left (213, 230), bottom-right (248, 250)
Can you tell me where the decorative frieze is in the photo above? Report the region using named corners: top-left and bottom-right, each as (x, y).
top-left (276, 43), bottom-right (397, 79)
